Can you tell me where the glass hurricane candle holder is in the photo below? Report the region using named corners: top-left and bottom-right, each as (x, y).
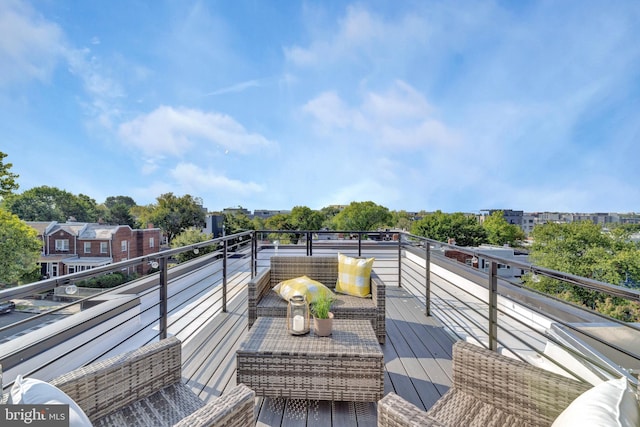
top-left (287, 295), bottom-right (310, 335)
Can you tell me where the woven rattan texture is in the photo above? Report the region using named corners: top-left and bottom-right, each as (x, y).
top-left (248, 255), bottom-right (386, 343)
top-left (237, 317), bottom-right (384, 402)
top-left (1, 337), bottom-right (257, 427)
top-left (378, 393), bottom-right (447, 427)
top-left (377, 341), bottom-right (593, 427)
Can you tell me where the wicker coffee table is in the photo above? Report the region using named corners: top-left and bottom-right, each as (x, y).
top-left (236, 317), bottom-right (384, 402)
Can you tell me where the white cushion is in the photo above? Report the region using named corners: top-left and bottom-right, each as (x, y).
top-left (9, 375), bottom-right (93, 427)
top-left (552, 376), bottom-right (639, 427)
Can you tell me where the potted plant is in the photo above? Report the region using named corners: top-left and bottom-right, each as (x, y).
top-left (311, 292), bottom-right (334, 337)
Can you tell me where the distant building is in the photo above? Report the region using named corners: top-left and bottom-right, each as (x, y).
top-left (222, 207), bottom-right (251, 217)
top-left (253, 209), bottom-right (291, 219)
top-left (203, 214), bottom-right (225, 237)
top-left (27, 221), bottom-right (161, 278)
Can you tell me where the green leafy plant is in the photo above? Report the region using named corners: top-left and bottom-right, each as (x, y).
top-left (311, 292), bottom-right (334, 319)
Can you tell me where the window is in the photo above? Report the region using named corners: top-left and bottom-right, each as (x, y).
top-left (84, 242), bottom-right (91, 253)
top-left (100, 242), bottom-right (108, 254)
top-left (149, 237), bottom-right (155, 248)
top-left (121, 240), bottom-right (128, 252)
top-left (55, 239), bottom-right (69, 251)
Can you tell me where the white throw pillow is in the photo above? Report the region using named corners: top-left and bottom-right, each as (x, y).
top-left (552, 376), bottom-right (639, 427)
top-left (9, 375), bottom-right (93, 427)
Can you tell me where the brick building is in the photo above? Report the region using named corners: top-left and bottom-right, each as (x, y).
top-left (27, 221), bottom-right (161, 278)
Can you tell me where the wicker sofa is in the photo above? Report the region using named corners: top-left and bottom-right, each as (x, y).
top-left (248, 255), bottom-right (386, 344)
top-left (378, 340), bottom-right (592, 427)
top-left (2, 337), bottom-right (255, 427)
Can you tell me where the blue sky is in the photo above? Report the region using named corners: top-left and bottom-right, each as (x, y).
top-left (1, 1), bottom-right (639, 214)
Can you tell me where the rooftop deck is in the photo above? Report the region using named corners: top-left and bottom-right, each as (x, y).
top-left (182, 279), bottom-right (453, 426)
top-left (1, 231), bottom-right (639, 426)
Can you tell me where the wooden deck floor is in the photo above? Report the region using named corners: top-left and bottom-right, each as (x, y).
top-left (181, 284), bottom-right (455, 426)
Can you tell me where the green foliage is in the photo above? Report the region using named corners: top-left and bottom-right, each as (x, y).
top-left (264, 213), bottom-right (295, 243)
top-left (223, 210), bottom-right (254, 235)
top-left (0, 209), bottom-right (42, 285)
top-left (332, 201), bottom-right (392, 231)
top-left (0, 152), bottom-right (19, 198)
top-left (290, 206), bottom-right (324, 231)
top-left (482, 211), bottom-right (525, 246)
top-left (104, 196), bottom-right (137, 209)
top-left (526, 221), bottom-right (640, 321)
top-left (148, 193), bottom-right (206, 243)
top-left (319, 205), bottom-right (341, 228)
top-left (311, 292), bottom-right (334, 319)
top-left (171, 229), bottom-right (216, 263)
top-left (391, 210), bottom-right (413, 231)
top-left (104, 203), bottom-right (136, 227)
top-left (74, 271), bottom-right (134, 289)
top-left (3, 186), bottom-right (99, 222)
top-left (411, 210), bottom-right (487, 246)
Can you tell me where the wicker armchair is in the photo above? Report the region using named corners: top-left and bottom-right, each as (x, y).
top-left (248, 255), bottom-right (386, 344)
top-left (2, 337), bottom-right (255, 427)
top-left (378, 341), bottom-right (592, 427)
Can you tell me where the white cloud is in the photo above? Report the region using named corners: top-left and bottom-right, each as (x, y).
top-left (118, 105), bottom-right (275, 158)
top-left (303, 81), bottom-right (459, 149)
top-left (170, 162), bottom-right (263, 195)
top-left (284, 5), bottom-right (427, 67)
top-left (0, 0), bottom-right (65, 85)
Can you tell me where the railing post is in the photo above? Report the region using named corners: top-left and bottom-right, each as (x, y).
top-left (223, 239), bottom-right (228, 313)
top-left (358, 233), bottom-right (362, 256)
top-left (425, 242), bottom-right (431, 316)
top-left (489, 261), bottom-right (498, 352)
top-left (159, 257), bottom-right (168, 340)
top-left (307, 231), bottom-right (312, 256)
top-left (397, 234), bottom-right (402, 288)
top-left (251, 231), bottom-right (256, 278)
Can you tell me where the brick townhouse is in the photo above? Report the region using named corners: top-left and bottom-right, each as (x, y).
top-left (27, 221), bottom-right (162, 278)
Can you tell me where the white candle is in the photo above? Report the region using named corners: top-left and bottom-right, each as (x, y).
top-left (292, 314), bottom-right (304, 332)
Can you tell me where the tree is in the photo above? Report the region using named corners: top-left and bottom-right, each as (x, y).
top-left (483, 210), bottom-right (525, 246)
top-left (104, 195), bottom-right (137, 209)
top-left (0, 209), bottom-right (42, 285)
top-left (319, 205), bottom-right (342, 228)
top-left (264, 213), bottom-right (295, 243)
top-left (3, 186), bottom-right (99, 222)
top-left (148, 193), bottom-right (206, 243)
top-left (105, 203), bottom-right (137, 227)
top-left (527, 221), bottom-right (640, 321)
top-left (223, 211), bottom-right (254, 235)
top-left (0, 151), bottom-right (19, 199)
top-left (391, 210), bottom-right (413, 231)
top-left (411, 210), bottom-right (487, 246)
top-left (290, 206), bottom-right (324, 231)
top-left (332, 201), bottom-right (392, 231)
top-left (171, 229), bottom-right (216, 263)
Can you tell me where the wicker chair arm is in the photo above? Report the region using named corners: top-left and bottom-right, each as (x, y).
top-left (452, 341), bottom-right (591, 425)
top-left (51, 337), bottom-right (183, 421)
top-left (247, 268), bottom-right (272, 328)
top-left (173, 384), bottom-right (255, 427)
top-left (378, 392), bottom-right (447, 427)
top-left (370, 271), bottom-right (386, 344)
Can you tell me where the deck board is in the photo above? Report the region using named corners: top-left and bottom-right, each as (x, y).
top-left (181, 282), bottom-right (455, 426)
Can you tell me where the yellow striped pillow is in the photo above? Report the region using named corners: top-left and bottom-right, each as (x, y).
top-left (335, 253), bottom-right (374, 298)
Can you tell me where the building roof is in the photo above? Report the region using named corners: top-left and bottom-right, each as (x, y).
top-left (25, 221), bottom-right (57, 235)
top-left (62, 257), bottom-right (113, 266)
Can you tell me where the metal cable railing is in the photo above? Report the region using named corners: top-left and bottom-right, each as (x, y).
top-left (1, 229), bottom-right (639, 392)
